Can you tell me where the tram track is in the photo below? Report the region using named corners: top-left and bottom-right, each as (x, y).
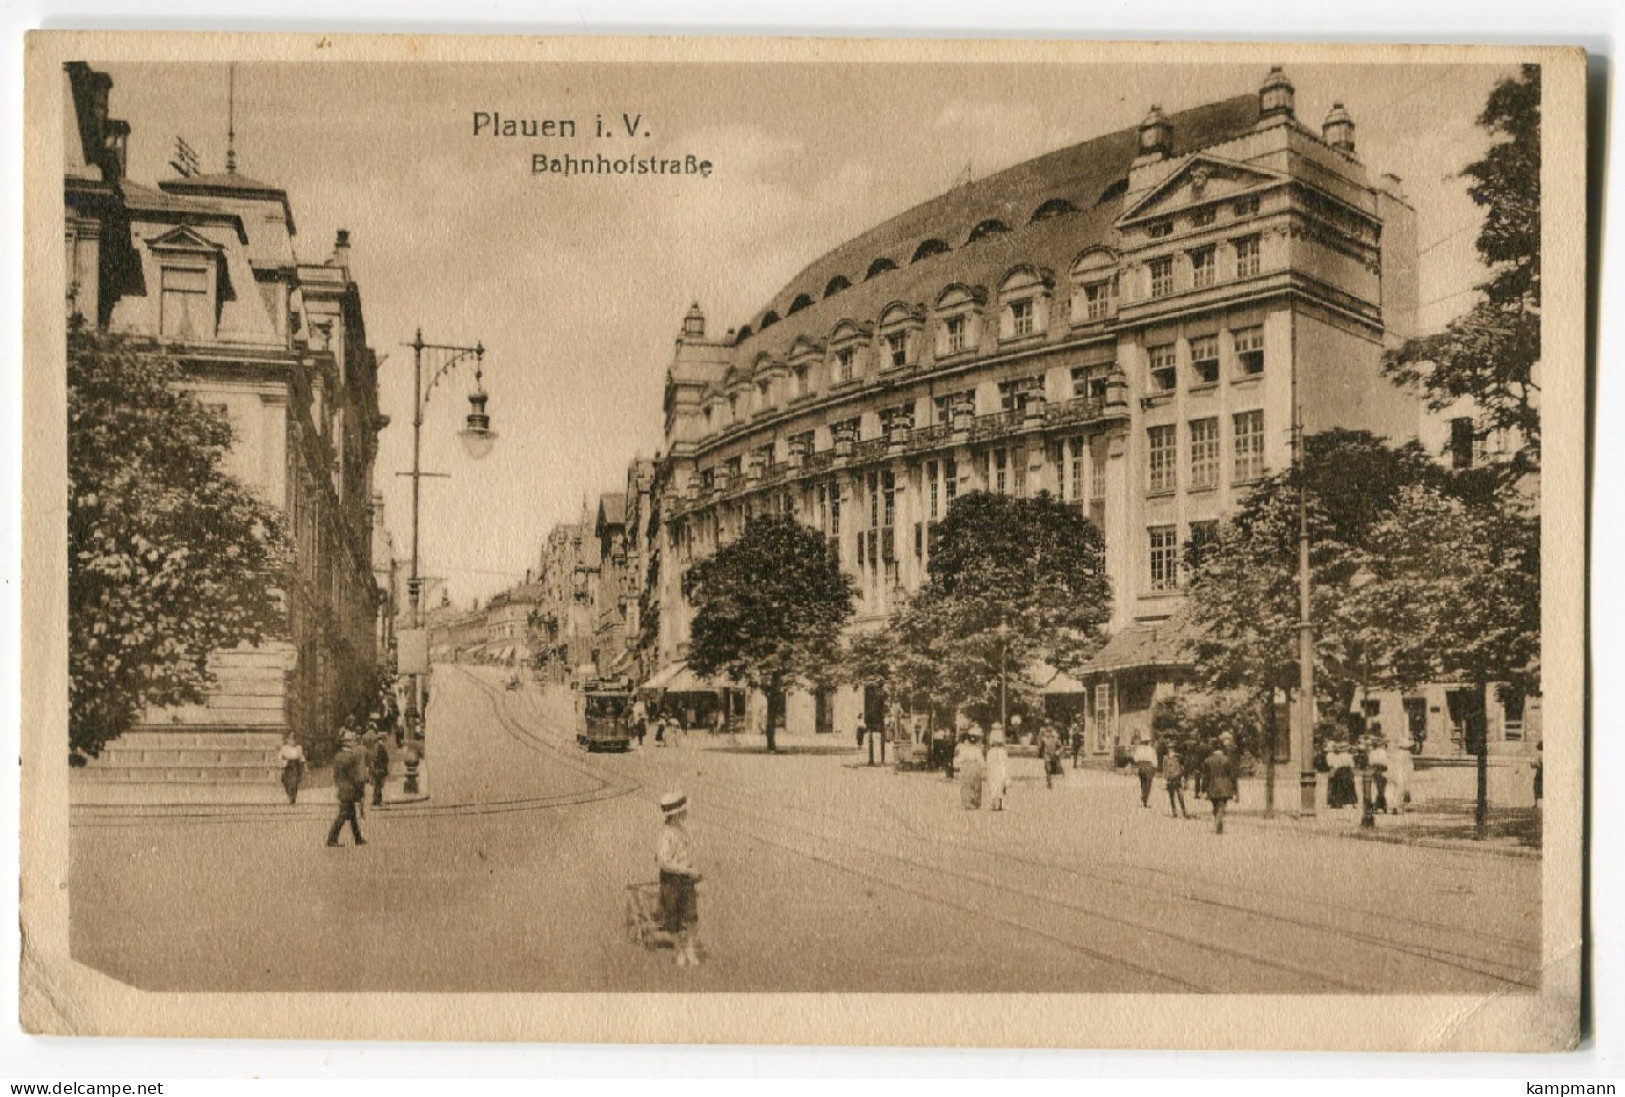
top-left (481, 676), bottom-right (1537, 994)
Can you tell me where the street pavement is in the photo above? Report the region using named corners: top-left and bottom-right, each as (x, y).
top-left (69, 664), bottom-right (1543, 995)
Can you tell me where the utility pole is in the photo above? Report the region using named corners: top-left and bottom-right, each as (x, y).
top-left (1295, 419), bottom-right (1317, 818)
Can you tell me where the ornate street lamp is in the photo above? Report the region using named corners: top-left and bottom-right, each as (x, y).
top-left (400, 329), bottom-right (498, 738)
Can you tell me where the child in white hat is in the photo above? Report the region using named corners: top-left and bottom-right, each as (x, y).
top-left (656, 791), bottom-right (702, 966)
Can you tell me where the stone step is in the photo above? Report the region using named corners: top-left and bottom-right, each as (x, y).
top-left (119, 730), bottom-right (285, 750)
top-left (76, 764), bottom-right (284, 783)
top-left (99, 746), bottom-right (281, 766)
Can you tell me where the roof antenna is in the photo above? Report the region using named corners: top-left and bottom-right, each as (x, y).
top-left (225, 63), bottom-right (237, 175)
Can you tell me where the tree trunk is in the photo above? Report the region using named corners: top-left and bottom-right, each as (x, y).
top-left (1261, 687), bottom-right (1277, 818)
top-left (765, 681), bottom-right (782, 753)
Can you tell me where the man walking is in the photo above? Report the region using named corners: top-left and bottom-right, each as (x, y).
top-left (1039, 724), bottom-right (1062, 790)
top-left (1202, 744), bottom-right (1238, 835)
top-left (1132, 737), bottom-right (1158, 808)
top-left (369, 731), bottom-right (391, 808)
top-left (1163, 741), bottom-right (1191, 818)
top-left (326, 727), bottom-right (367, 847)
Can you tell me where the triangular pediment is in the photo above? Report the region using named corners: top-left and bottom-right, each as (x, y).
top-left (1118, 154), bottom-right (1287, 225)
top-left (144, 224), bottom-right (223, 253)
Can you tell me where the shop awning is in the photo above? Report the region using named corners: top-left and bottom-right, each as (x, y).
top-left (640, 660), bottom-right (733, 693)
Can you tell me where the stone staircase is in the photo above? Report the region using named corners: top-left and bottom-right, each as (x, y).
top-left (76, 729), bottom-right (285, 785)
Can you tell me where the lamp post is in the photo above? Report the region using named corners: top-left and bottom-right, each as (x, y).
top-left (996, 618), bottom-right (1011, 756)
top-left (1294, 419), bottom-right (1317, 818)
top-left (402, 329), bottom-right (499, 739)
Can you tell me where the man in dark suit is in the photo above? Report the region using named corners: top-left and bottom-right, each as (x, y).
top-left (1202, 745), bottom-right (1239, 835)
top-left (326, 727), bottom-right (368, 847)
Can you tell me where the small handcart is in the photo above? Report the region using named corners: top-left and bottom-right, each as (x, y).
top-left (624, 881), bottom-right (670, 949)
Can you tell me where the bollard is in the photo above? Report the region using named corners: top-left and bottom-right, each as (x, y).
top-left (403, 744), bottom-right (421, 795)
top-left (1359, 767), bottom-right (1375, 829)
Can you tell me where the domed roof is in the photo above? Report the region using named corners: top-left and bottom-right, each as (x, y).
top-left (733, 93), bottom-right (1260, 365)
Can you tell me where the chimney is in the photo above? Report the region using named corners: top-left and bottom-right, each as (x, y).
top-left (1136, 105), bottom-right (1173, 163)
top-left (1259, 66), bottom-right (1295, 120)
top-left (332, 229), bottom-right (352, 271)
top-left (682, 301), bottom-right (705, 339)
top-left (1322, 102), bottom-right (1355, 153)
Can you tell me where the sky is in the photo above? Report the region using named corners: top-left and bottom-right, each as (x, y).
top-left (96, 57), bottom-right (1516, 608)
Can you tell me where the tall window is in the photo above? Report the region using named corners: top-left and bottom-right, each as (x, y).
top-left (1147, 424), bottom-right (1177, 494)
top-left (927, 460), bottom-right (941, 519)
top-left (1149, 344), bottom-right (1177, 393)
top-left (1071, 365), bottom-right (1110, 401)
top-left (1066, 436), bottom-right (1085, 501)
top-left (1011, 447), bottom-right (1027, 497)
top-left (1187, 520), bottom-right (1220, 566)
top-left (159, 265), bottom-right (211, 338)
top-left (1093, 682), bottom-right (1113, 752)
top-left (1083, 278), bottom-right (1115, 321)
top-left (1233, 326), bottom-right (1265, 375)
top-left (998, 376), bottom-right (1041, 415)
top-left (791, 365), bottom-right (808, 398)
top-left (1189, 417), bottom-right (1220, 489)
top-left (934, 391), bottom-right (972, 424)
top-left (1233, 410), bottom-right (1265, 482)
top-left (1149, 256), bottom-right (1174, 298)
top-left (1234, 235), bottom-right (1261, 279)
top-left (886, 331), bottom-right (908, 369)
top-left (1090, 438), bottom-right (1107, 501)
top-left (990, 448), bottom-right (1009, 495)
top-left (1149, 525), bottom-right (1179, 592)
top-left (1190, 334), bottom-right (1220, 385)
top-left (1190, 246), bottom-right (1216, 290)
top-left (944, 314), bottom-right (968, 355)
top-left (943, 456), bottom-right (958, 508)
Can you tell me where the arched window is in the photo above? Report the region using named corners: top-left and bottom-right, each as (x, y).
top-left (966, 219), bottom-right (1010, 244)
top-left (760, 310), bottom-right (780, 329)
top-left (823, 274), bottom-right (851, 298)
top-left (911, 238), bottom-right (952, 263)
top-left (1096, 178), bottom-right (1129, 205)
top-left (788, 293), bottom-right (814, 315)
top-left (1030, 197), bottom-right (1078, 223)
top-left (734, 324), bottom-right (752, 343)
top-left (865, 257), bottom-right (897, 280)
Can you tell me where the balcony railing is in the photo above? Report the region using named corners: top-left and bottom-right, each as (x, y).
top-left (1044, 396), bottom-right (1107, 427)
top-left (851, 437), bottom-right (890, 462)
top-left (969, 409), bottom-right (1024, 442)
top-left (906, 422), bottom-right (956, 453)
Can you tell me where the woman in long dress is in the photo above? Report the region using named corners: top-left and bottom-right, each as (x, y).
top-left (278, 733), bottom-right (305, 805)
top-left (1327, 742), bottom-right (1357, 808)
top-left (985, 723), bottom-right (1011, 811)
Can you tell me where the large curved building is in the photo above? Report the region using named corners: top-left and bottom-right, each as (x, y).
top-left (651, 67), bottom-right (1421, 749)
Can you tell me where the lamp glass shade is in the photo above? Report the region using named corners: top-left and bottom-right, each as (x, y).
top-left (459, 424), bottom-right (497, 460)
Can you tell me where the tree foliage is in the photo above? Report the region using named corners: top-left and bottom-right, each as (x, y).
top-left (1384, 64), bottom-right (1541, 474)
top-left (67, 325), bottom-right (290, 762)
top-left (855, 491), bottom-right (1112, 720)
top-left (1185, 429), bottom-right (1539, 718)
top-left (685, 513), bottom-right (856, 750)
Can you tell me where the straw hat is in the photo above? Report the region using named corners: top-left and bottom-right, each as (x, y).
top-left (659, 791), bottom-right (688, 816)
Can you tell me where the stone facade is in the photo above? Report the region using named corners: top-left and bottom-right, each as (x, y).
top-left (650, 69), bottom-right (1435, 745)
top-left (64, 63), bottom-right (383, 780)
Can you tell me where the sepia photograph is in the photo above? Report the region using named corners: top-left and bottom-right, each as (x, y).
top-left (18, 33), bottom-right (1587, 1050)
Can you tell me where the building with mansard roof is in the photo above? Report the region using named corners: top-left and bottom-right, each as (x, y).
top-left (651, 68), bottom-right (1428, 753)
top-left (64, 63), bottom-right (385, 791)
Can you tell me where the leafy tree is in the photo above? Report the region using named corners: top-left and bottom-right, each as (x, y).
top-left (857, 491), bottom-right (1111, 723)
top-left (67, 326), bottom-right (290, 763)
top-left (1183, 429), bottom-right (1455, 806)
top-left (685, 513), bottom-right (856, 751)
top-left (1385, 64), bottom-right (1541, 475)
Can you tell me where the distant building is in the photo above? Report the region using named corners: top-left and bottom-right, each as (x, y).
top-left (64, 63), bottom-right (384, 780)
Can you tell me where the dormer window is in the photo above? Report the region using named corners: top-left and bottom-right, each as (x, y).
top-left (159, 265), bottom-right (212, 339)
top-left (886, 331), bottom-right (908, 369)
top-left (834, 347), bottom-right (855, 384)
top-left (934, 285), bottom-right (984, 360)
top-left (1234, 195), bottom-right (1260, 218)
top-left (1192, 207), bottom-right (1216, 228)
top-left (791, 365), bottom-right (808, 398)
top-left (944, 315), bottom-right (967, 355)
top-left (1010, 299), bottom-right (1033, 337)
top-left (1147, 219), bottom-right (1173, 239)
